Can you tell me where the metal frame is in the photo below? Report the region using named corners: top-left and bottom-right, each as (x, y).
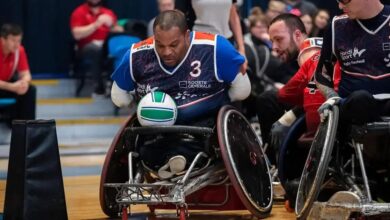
top-left (102, 105), bottom-right (274, 220)
top-left (295, 106), bottom-right (390, 219)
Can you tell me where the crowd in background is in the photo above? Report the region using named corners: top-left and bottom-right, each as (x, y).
top-left (0, 0), bottom-right (332, 135)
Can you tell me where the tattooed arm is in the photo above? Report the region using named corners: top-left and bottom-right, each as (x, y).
top-left (317, 82), bottom-right (339, 99)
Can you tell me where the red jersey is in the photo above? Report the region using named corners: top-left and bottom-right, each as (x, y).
top-left (70, 3), bottom-right (117, 49)
top-left (278, 51), bottom-right (340, 135)
top-left (0, 41), bottom-right (30, 81)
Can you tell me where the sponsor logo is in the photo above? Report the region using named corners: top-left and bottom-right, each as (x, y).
top-left (340, 47), bottom-right (366, 66)
top-left (383, 53), bottom-right (390, 67)
top-left (136, 83), bottom-right (158, 95)
top-left (174, 91), bottom-right (198, 100)
top-left (383, 43), bottom-right (390, 51)
top-left (178, 81), bottom-right (211, 89)
top-left (353, 47), bottom-right (366, 57)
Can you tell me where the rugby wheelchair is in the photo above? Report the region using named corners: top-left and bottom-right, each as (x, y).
top-left (286, 105), bottom-right (390, 219)
top-left (99, 105), bottom-right (273, 219)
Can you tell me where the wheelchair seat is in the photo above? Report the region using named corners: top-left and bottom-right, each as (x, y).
top-left (129, 125), bottom-right (214, 177)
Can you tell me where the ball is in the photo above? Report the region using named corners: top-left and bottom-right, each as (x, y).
top-left (137, 91), bottom-right (177, 126)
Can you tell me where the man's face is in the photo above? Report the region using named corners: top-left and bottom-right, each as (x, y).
top-left (1, 34), bottom-right (22, 54)
top-left (87, 0), bottom-right (102, 7)
top-left (159, 0), bottom-right (175, 12)
top-left (269, 20), bottom-right (300, 63)
top-left (154, 26), bottom-right (190, 67)
top-left (338, 0), bottom-right (365, 19)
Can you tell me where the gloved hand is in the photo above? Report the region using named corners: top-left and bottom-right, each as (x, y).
top-left (269, 110), bottom-right (296, 153)
top-left (270, 121), bottom-right (291, 152)
top-left (318, 96), bottom-right (341, 122)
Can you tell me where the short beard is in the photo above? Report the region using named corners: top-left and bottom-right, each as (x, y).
top-left (87, 0), bottom-right (103, 7)
top-left (287, 46), bottom-right (299, 63)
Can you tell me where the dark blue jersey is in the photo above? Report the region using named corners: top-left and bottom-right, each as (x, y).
top-left (315, 6), bottom-right (390, 98)
top-left (112, 31), bottom-right (244, 123)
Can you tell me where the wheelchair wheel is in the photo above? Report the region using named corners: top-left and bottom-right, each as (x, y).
top-left (295, 106), bottom-right (339, 220)
top-left (217, 105), bottom-right (273, 218)
top-left (99, 114), bottom-right (138, 217)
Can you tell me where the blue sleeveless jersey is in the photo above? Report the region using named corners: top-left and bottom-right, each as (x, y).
top-left (112, 32), bottom-right (244, 123)
top-left (332, 9), bottom-right (390, 97)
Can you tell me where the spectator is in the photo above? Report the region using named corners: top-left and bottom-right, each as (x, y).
top-left (244, 14), bottom-right (287, 92)
top-left (0, 23), bottom-right (36, 124)
top-left (310, 9), bottom-right (330, 37)
top-left (243, 14), bottom-right (286, 118)
top-left (147, 0), bottom-right (175, 37)
top-left (283, 0), bottom-right (318, 17)
top-left (250, 6), bottom-right (265, 17)
top-left (176, 0), bottom-right (247, 73)
top-left (70, 0), bottom-right (120, 95)
top-left (265, 0), bottom-right (287, 24)
top-left (300, 13), bottom-right (313, 35)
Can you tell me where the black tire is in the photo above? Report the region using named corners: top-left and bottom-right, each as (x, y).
top-left (99, 115), bottom-right (138, 217)
top-left (217, 105), bottom-right (273, 218)
top-left (295, 106), bottom-right (339, 220)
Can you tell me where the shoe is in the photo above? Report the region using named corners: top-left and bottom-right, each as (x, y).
top-left (158, 155), bottom-right (186, 179)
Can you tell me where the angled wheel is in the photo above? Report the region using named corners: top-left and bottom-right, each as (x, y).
top-left (295, 106), bottom-right (339, 220)
top-left (217, 105), bottom-right (273, 218)
top-left (99, 114), bottom-right (138, 217)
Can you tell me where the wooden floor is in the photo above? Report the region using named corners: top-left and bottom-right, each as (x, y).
top-left (0, 155), bottom-right (296, 220)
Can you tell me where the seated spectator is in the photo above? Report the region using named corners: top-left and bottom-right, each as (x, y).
top-left (283, 0), bottom-right (318, 17)
top-left (300, 13), bottom-right (313, 35)
top-left (147, 0), bottom-right (175, 37)
top-left (265, 0), bottom-right (287, 24)
top-left (70, 0), bottom-right (121, 95)
top-left (310, 9), bottom-right (330, 37)
top-left (0, 23), bottom-right (36, 124)
top-left (249, 6), bottom-right (264, 17)
top-left (244, 14), bottom-right (285, 94)
top-left (243, 14), bottom-right (286, 118)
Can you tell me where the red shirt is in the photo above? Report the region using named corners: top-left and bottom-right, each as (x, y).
top-left (278, 51), bottom-right (340, 135)
top-left (0, 41), bottom-right (30, 81)
top-left (70, 3), bottom-right (117, 49)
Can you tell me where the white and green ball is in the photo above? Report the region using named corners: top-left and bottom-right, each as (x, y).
top-left (137, 91), bottom-right (177, 126)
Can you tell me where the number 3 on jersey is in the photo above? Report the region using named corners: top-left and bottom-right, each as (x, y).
top-left (190, 60), bottom-right (201, 78)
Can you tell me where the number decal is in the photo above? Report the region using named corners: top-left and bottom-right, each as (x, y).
top-left (190, 60), bottom-right (201, 77)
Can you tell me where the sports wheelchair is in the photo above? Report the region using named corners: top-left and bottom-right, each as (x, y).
top-left (290, 105), bottom-right (390, 219)
top-left (99, 105), bottom-right (273, 220)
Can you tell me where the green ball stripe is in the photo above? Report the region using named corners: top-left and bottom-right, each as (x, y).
top-left (140, 107), bottom-right (174, 120)
top-left (152, 91), bottom-right (165, 103)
